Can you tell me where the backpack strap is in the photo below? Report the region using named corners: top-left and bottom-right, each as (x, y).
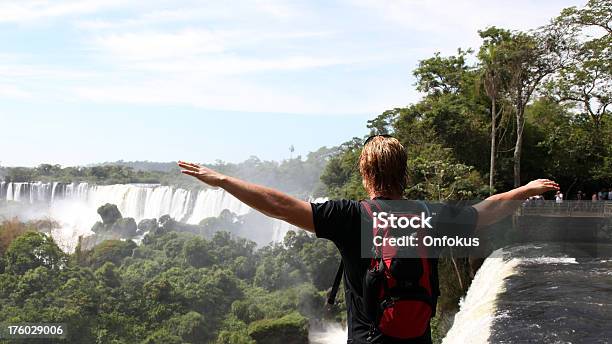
top-left (326, 200), bottom-right (382, 306)
top-left (361, 199), bottom-right (383, 217)
top-left (362, 200), bottom-right (385, 259)
top-left (327, 261), bottom-right (344, 306)
top-left (417, 200), bottom-right (440, 317)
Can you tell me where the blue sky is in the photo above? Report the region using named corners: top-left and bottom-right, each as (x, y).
top-left (0, 0), bottom-right (583, 167)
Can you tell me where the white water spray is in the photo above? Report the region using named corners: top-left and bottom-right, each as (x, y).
top-left (442, 249), bottom-right (520, 344)
top-left (309, 323), bottom-right (347, 344)
top-left (0, 181), bottom-right (325, 251)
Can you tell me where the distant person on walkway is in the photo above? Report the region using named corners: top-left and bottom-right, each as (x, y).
top-left (555, 191), bottom-right (563, 204)
top-left (534, 194), bottom-right (544, 207)
top-left (592, 193), bottom-right (599, 201)
top-left (178, 136), bottom-right (558, 344)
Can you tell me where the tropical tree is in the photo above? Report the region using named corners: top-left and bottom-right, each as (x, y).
top-left (502, 29), bottom-right (567, 186)
top-left (549, 0), bottom-right (611, 128)
top-left (477, 27), bottom-right (512, 192)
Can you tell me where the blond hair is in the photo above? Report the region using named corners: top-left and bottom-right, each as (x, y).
top-left (359, 136), bottom-right (408, 197)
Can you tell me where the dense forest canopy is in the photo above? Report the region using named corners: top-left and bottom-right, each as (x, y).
top-left (0, 218), bottom-right (342, 344)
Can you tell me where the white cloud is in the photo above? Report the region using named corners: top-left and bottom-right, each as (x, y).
top-left (74, 7), bottom-right (230, 30)
top-left (71, 77), bottom-right (319, 113)
top-left (73, 0), bottom-right (308, 31)
top-left (133, 55), bottom-right (348, 75)
top-left (0, 0), bottom-right (360, 113)
top-left (94, 30), bottom-right (229, 60)
top-left (0, 0), bottom-right (127, 23)
top-left (347, 0), bottom-right (577, 51)
top-left (0, 84), bottom-right (31, 99)
top-left (253, 0), bottom-right (298, 20)
top-left (89, 28), bottom-right (348, 75)
top-left (0, 63), bottom-right (97, 79)
top-left (350, 0), bottom-right (556, 31)
top-left (0, 0), bottom-right (583, 115)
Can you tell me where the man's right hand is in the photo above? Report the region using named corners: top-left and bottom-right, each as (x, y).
top-left (178, 160), bottom-right (314, 232)
top-left (522, 179), bottom-right (560, 197)
top-left (178, 161), bottom-right (226, 187)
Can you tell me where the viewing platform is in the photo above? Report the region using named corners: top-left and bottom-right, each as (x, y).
top-left (518, 200), bottom-right (612, 218)
top-left (513, 201), bottom-right (612, 256)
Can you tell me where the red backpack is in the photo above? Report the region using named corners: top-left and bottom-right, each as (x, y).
top-left (360, 199), bottom-right (438, 340)
top-left (326, 200), bottom-right (439, 341)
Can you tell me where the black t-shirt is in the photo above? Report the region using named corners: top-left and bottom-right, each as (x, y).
top-left (311, 199), bottom-right (478, 344)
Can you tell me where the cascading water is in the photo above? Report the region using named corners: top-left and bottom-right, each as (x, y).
top-left (0, 181), bottom-right (326, 252)
top-left (442, 248), bottom-right (520, 344)
top-left (187, 187), bottom-right (251, 223)
top-left (309, 323), bottom-right (348, 343)
top-left (443, 244), bottom-right (612, 343)
top-left (0, 182), bottom-right (253, 251)
top-left (268, 196), bottom-right (328, 243)
top-left (1, 182), bottom-right (251, 223)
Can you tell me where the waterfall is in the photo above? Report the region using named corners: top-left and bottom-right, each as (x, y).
top-left (267, 197), bottom-right (328, 243)
top-left (309, 323), bottom-right (347, 343)
top-left (1, 181), bottom-right (323, 251)
top-left (443, 244), bottom-right (612, 343)
top-left (442, 248), bottom-right (519, 344)
top-left (271, 220), bottom-right (296, 243)
top-left (187, 188), bottom-right (251, 224)
top-left (0, 181), bottom-right (6, 201)
top-left (0, 182), bottom-right (251, 223)
top-left (0, 181), bottom-right (253, 250)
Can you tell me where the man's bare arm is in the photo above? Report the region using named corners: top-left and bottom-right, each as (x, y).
top-left (473, 179), bottom-right (559, 229)
top-left (178, 161), bottom-right (315, 232)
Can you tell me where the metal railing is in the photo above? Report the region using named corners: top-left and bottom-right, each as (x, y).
top-left (518, 200), bottom-right (612, 217)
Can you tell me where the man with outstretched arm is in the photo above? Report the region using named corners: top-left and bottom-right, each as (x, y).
top-left (178, 135), bottom-right (558, 344)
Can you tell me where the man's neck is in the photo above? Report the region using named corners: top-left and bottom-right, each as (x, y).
top-left (369, 193), bottom-right (402, 200)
